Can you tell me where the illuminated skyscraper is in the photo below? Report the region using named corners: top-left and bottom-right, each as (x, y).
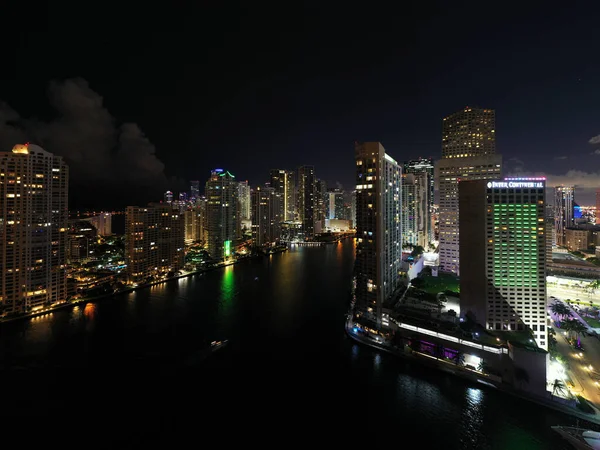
top-left (285, 170), bottom-right (296, 220)
top-left (402, 173), bottom-right (429, 247)
top-left (205, 169), bottom-right (238, 260)
top-left (315, 179), bottom-right (327, 233)
top-left (327, 188), bottom-right (344, 220)
top-left (554, 186), bottom-right (574, 247)
top-left (404, 157), bottom-right (434, 243)
top-left (437, 107), bottom-right (501, 274)
top-left (297, 165), bottom-right (316, 239)
top-left (442, 107), bottom-right (496, 158)
top-left (67, 220), bottom-right (96, 263)
top-left (353, 142), bottom-right (402, 328)
top-left (269, 169), bottom-right (296, 223)
top-left (460, 177), bottom-right (548, 349)
top-left (0, 144), bottom-right (69, 315)
top-left (125, 204), bottom-right (184, 283)
top-left (596, 189), bottom-right (600, 225)
top-left (350, 190), bottom-right (356, 228)
top-left (251, 186), bottom-right (282, 247)
top-left (164, 191), bottom-right (173, 203)
top-left (82, 212), bottom-right (112, 236)
top-left (184, 206), bottom-right (204, 244)
top-left (237, 180), bottom-right (251, 221)
top-left (190, 180), bottom-right (200, 203)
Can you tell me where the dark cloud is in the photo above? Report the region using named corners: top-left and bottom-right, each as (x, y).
top-left (0, 78), bottom-right (169, 203)
top-left (589, 135), bottom-right (600, 145)
top-left (0, 102), bottom-right (27, 145)
top-left (553, 156), bottom-right (568, 160)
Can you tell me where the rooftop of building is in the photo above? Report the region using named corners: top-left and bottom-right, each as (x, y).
top-left (390, 307), bottom-right (543, 351)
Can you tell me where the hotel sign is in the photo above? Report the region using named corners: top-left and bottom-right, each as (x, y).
top-left (487, 181), bottom-right (543, 188)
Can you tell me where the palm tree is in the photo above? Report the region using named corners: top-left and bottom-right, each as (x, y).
top-left (551, 379), bottom-right (568, 398)
top-left (564, 318), bottom-right (587, 347)
top-left (587, 279), bottom-right (600, 295)
top-left (550, 301), bottom-right (572, 325)
top-left (477, 360), bottom-right (486, 373)
top-left (548, 327), bottom-right (558, 350)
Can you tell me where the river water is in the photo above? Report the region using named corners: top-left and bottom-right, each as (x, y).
top-left (0, 240), bottom-right (587, 447)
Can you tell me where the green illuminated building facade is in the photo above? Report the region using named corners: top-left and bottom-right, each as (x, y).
top-left (460, 177), bottom-right (548, 349)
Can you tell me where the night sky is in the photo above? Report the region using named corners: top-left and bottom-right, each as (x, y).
top-left (1, 3), bottom-right (599, 208)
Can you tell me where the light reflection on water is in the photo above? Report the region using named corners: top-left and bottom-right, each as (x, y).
top-left (0, 240), bottom-right (588, 447)
top-left (374, 353), bottom-right (382, 370)
top-left (351, 344), bottom-right (360, 361)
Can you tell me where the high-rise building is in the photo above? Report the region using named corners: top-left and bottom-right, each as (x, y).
top-left (554, 186), bottom-right (575, 247)
top-left (442, 107), bottom-right (496, 159)
top-left (437, 107), bottom-right (501, 275)
top-left (353, 142), bottom-right (402, 328)
top-left (196, 196), bottom-right (207, 243)
top-left (184, 207), bottom-right (204, 244)
top-left (459, 177), bottom-right (548, 349)
top-left (297, 165), bottom-right (316, 240)
top-left (164, 191), bottom-right (173, 203)
top-left (327, 188), bottom-right (345, 220)
top-left (285, 170), bottom-right (296, 221)
top-left (237, 180), bottom-right (251, 221)
top-left (82, 212), bottom-right (112, 236)
top-left (68, 220), bottom-right (97, 263)
top-left (402, 173), bottom-right (429, 247)
top-left (269, 169), bottom-right (296, 222)
top-left (350, 190), bottom-right (356, 228)
top-left (315, 179), bottom-right (327, 233)
top-left (404, 158), bottom-right (434, 243)
top-left (0, 144), bottom-right (69, 315)
top-left (190, 180), bottom-right (200, 203)
top-left (596, 190), bottom-right (600, 225)
top-left (269, 170), bottom-right (285, 216)
top-left (205, 169), bottom-right (238, 260)
top-left (545, 205), bottom-right (554, 268)
top-left (125, 204), bottom-right (185, 284)
top-left (251, 186), bottom-right (282, 247)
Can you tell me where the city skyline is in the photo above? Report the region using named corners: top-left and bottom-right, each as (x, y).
top-left (1, 5), bottom-right (599, 207)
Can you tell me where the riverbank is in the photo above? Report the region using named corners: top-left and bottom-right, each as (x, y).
top-left (344, 317), bottom-right (600, 425)
top-left (0, 255), bottom-right (261, 325)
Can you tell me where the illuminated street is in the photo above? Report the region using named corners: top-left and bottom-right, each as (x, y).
top-left (554, 330), bottom-right (600, 409)
top-left (548, 285), bottom-right (600, 306)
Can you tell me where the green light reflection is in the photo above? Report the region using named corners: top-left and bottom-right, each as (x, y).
top-left (220, 265), bottom-right (235, 307)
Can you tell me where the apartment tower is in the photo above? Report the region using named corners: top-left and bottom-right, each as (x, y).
top-left (404, 158), bottom-right (434, 244)
top-left (353, 142), bottom-right (402, 328)
top-left (297, 165), bottom-right (316, 240)
top-left (554, 186), bottom-right (574, 247)
top-left (125, 204), bottom-right (185, 284)
top-left (0, 144), bottom-right (69, 315)
top-left (205, 169), bottom-right (238, 260)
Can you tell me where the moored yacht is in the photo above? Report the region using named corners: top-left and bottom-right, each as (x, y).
top-left (552, 426), bottom-right (600, 449)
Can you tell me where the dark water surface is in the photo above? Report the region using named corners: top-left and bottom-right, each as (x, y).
top-left (0, 240), bottom-right (585, 447)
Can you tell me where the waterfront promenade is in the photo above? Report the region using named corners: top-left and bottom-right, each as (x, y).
top-left (344, 316), bottom-right (600, 425)
top-left (0, 256), bottom-right (255, 324)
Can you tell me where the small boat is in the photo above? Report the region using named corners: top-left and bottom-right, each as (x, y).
top-left (210, 340), bottom-right (229, 351)
top-left (185, 340), bottom-right (228, 366)
top-left (552, 426), bottom-right (600, 449)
